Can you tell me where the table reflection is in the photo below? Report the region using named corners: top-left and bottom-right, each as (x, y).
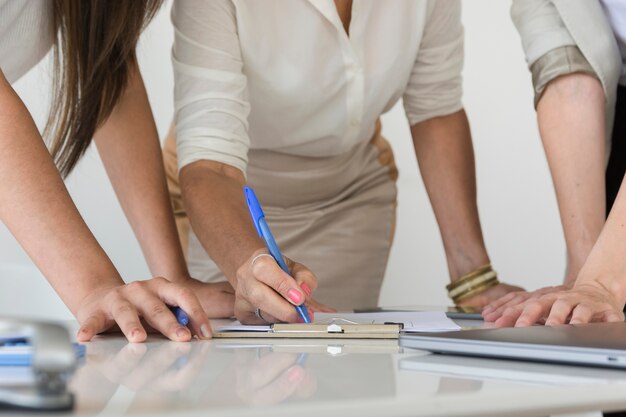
top-left (70, 337), bottom-right (398, 415)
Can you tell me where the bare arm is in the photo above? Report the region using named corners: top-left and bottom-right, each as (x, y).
top-left (0, 69), bottom-right (210, 342)
top-left (411, 110), bottom-right (522, 306)
top-left (94, 65), bottom-right (235, 319)
top-left (180, 161), bottom-right (316, 323)
top-left (94, 65), bottom-right (192, 281)
top-left (483, 74), bottom-right (608, 325)
top-left (536, 73), bottom-right (606, 283)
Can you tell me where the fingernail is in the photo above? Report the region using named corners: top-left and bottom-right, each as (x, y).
top-left (176, 327), bottom-right (189, 339)
top-left (300, 283), bottom-right (312, 296)
top-left (200, 324), bottom-right (211, 339)
top-left (483, 306), bottom-right (493, 313)
top-left (288, 366), bottom-right (304, 383)
top-left (288, 289), bottom-right (304, 304)
top-left (131, 328), bottom-right (142, 340)
top-left (296, 317), bottom-right (304, 323)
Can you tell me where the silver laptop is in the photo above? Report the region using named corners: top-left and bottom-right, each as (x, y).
top-left (399, 322), bottom-right (626, 369)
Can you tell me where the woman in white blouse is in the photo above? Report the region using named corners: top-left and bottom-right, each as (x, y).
top-left (165, 0), bottom-right (521, 323)
top-left (1, 0), bottom-right (234, 342)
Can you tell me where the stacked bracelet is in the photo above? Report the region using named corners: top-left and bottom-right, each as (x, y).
top-left (446, 263), bottom-right (500, 304)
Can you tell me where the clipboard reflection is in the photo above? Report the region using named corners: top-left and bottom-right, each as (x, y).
top-left (70, 338), bottom-right (398, 414)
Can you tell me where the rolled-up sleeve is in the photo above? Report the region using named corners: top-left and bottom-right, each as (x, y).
top-left (172, 0), bottom-right (250, 175)
top-left (511, 0), bottom-right (576, 67)
top-left (403, 0), bottom-right (464, 126)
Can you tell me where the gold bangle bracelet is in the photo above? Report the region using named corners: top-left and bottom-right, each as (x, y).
top-left (453, 277), bottom-right (500, 304)
top-left (446, 263), bottom-right (492, 292)
top-left (448, 271), bottom-right (498, 300)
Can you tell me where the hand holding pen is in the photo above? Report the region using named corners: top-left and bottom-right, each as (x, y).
top-left (235, 187), bottom-right (318, 324)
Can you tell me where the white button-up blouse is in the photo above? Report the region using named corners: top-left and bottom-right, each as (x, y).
top-left (172, 0), bottom-right (464, 174)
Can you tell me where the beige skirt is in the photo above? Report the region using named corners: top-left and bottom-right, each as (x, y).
top-left (163, 121), bottom-right (398, 310)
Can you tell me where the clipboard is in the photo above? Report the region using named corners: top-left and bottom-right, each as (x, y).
top-left (214, 322), bottom-right (402, 339)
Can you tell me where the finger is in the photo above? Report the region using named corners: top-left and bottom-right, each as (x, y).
top-left (545, 298), bottom-right (576, 326)
top-left (129, 290), bottom-right (192, 342)
top-left (482, 292), bottom-right (519, 314)
top-left (288, 259), bottom-right (318, 293)
top-left (569, 304), bottom-right (594, 325)
top-left (109, 298), bottom-right (148, 343)
top-left (252, 256), bottom-right (306, 306)
top-left (493, 305), bottom-right (525, 328)
top-left (514, 300), bottom-right (552, 327)
top-left (241, 279), bottom-right (301, 323)
top-left (153, 281), bottom-right (212, 339)
top-left (235, 296), bottom-right (282, 325)
top-left (77, 313), bottom-right (109, 342)
top-left (603, 310), bottom-right (625, 323)
top-left (306, 298), bottom-right (336, 313)
top-left (483, 292), bottom-right (531, 320)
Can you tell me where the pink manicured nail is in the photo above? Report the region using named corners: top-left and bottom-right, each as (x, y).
top-left (288, 289), bottom-right (304, 304)
top-left (288, 366), bottom-right (304, 383)
top-left (301, 283), bottom-right (312, 296)
top-left (296, 317), bottom-right (304, 323)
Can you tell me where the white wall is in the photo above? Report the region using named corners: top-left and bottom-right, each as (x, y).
top-left (0, 0), bottom-right (566, 319)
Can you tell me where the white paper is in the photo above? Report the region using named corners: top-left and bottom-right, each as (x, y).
top-left (314, 312), bottom-right (460, 333)
top-left (216, 321), bottom-right (271, 332)
top-left (216, 311), bottom-right (460, 333)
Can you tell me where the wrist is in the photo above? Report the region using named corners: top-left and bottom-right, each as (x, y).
top-left (575, 268), bottom-right (626, 303)
top-left (447, 250), bottom-right (491, 283)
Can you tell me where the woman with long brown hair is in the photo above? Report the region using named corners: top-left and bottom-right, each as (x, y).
top-left (0, 0), bottom-right (234, 342)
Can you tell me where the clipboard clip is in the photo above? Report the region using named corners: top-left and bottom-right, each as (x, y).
top-left (0, 319), bottom-right (76, 411)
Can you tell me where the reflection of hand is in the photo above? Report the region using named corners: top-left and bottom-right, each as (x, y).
top-left (484, 282), bottom-right (625, 327)
top-left (91, 341), bottom-right (211, 392)
top-left (234, 249), bottom-right (318, 324)
top-left (234, 349), bottom-right (316, 406)
top-left (456, 282), bottom-right (524, 309)
top-left (75, 277), bottom-right (212, 342)
top-left (176, 278), bottom-right (236, 318)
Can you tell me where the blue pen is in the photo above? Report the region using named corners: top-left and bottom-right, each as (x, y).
top-left (171, 307), bottom-right (190, 326)
top-left (244, 186), bottom-right (311, 323)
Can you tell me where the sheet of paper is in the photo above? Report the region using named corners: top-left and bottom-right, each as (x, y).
top-left (314, 312), bottom-right (460, 332)
top-left (216, 321), bottom-right (271, 332)
top-left (216, 311), bottom-right (460, 333)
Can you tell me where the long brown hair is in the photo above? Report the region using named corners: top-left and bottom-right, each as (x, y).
top-left (47, 0), bottom-right (163, 177)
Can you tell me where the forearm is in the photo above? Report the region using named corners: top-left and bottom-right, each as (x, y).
top-left (94, 66), bottom-right (189, 281)
top-left (411, 109), bottom-right (489, 281)
top-left (536, 73), bottom-right (606, 284)
top-left (180, 161), bottom-right (264, 283)
top-left (575, 180), bottom-right (626, 302)
top-left (0, 74), bottom-right (122, 313)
